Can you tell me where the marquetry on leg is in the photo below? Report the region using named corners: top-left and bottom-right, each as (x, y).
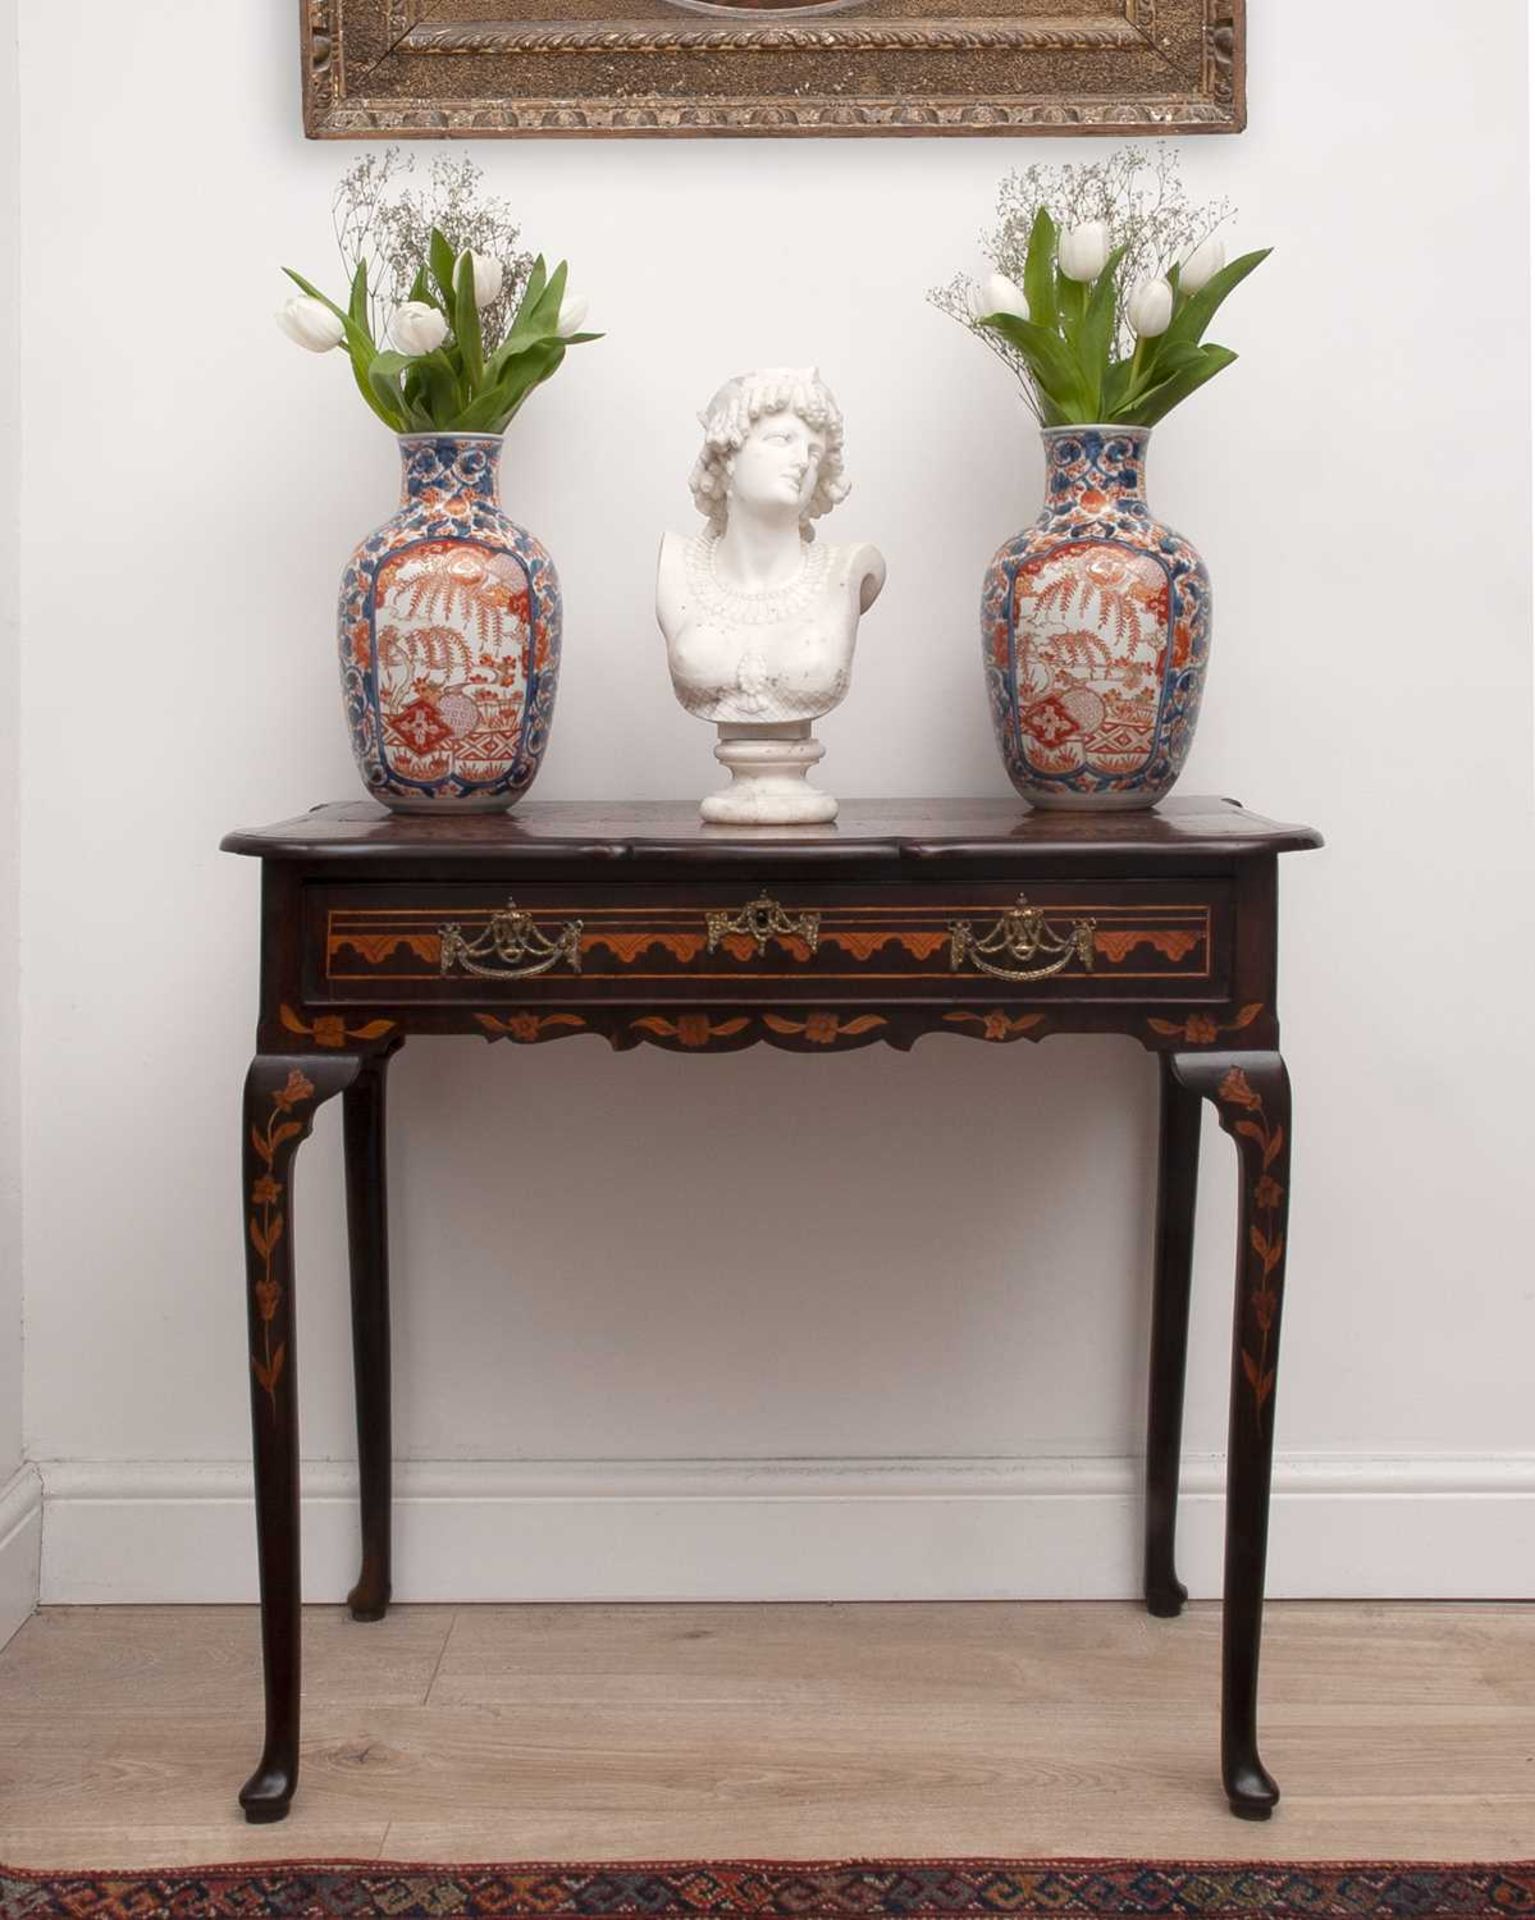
top-left (1145, 1054), bottom-right (1202, 1618)
top-left (238, 1053), bottom-right (362, 1825)
top-left (343, 1045), bottom-right (399, 1622)
top-left (1171, 1050), bottom-right (1291, 1821)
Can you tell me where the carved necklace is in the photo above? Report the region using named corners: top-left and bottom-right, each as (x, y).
top-left (685, 529), bottom-right (830, 628)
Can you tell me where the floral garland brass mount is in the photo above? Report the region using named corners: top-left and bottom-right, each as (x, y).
top-left (705, 895), bottom-right (821, 958)
top-left (948, 895), bottom-right (1096, 984)
top-left (439, 899), bottom-right (584, 980)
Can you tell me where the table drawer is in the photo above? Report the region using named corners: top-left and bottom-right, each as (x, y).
top-left (305, 879), bottom-right (1234, 1008)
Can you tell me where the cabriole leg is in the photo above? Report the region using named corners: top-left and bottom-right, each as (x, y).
top-left (238, 1053), bottom-right (360, 1825)
top-left (344, 1046), bottom-right (398, 1621)
top-left (1145, 1053), bottom-right (1202, 1617)
top-left (1171, 1049), bottom-right (1292, 1822)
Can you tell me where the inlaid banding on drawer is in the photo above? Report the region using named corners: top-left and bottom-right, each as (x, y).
top-left (315, 887), bottom-right (1225, 1003)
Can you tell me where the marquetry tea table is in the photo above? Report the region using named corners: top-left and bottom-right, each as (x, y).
top-left (222, 796), bottom-right (1322, 1825)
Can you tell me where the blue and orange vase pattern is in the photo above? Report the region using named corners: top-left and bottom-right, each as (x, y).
top-left (982, 426), bottom-right (1210, 809)
top-left (338, 433), bottom-right (561, 811)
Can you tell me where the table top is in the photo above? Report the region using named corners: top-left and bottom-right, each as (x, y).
top-left (222, 797), bottom-right (1323, 867)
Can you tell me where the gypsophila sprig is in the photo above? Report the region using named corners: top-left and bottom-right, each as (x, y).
top-left (332, 150), bottom-right (535, 353)
top-left (931, 146), bottom-right (1266, 429)
top-left (278, 152), bottom-right (601, 436)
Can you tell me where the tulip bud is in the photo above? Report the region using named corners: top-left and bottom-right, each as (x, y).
top-left (275, 295), bottom-right (345, 354)
top-left (556, 291), bottom-right (589, 338)
top-left (970, 272), bottom-right (1029, 323)
top-left (1179, 236), bottom-right (1226, 296)
top-left (1058, 220), bottom-right (1111, 283)
top-left (1127, 277), bottom-right (1175, 338)
top-left (388, 301), bottom-right (449, 357)
top-left (458, 249), bottom-right (504, 309)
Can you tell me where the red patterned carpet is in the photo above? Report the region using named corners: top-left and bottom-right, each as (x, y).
top-left (0, 1856), bottom-right (1531, 1920)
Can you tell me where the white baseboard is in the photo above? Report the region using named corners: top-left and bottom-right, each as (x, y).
top-left (34, 1453), bottom-right (1535, 1604)
top-left (0, 1464), bottom-right (42, 1643)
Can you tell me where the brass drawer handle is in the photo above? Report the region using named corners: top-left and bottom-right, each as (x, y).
top-left (949, 895), bottom-right (1096, 984)
top-left (706, 895), bottom-right (821, 958)
top-left (440, 899), bottom-right (583, 980)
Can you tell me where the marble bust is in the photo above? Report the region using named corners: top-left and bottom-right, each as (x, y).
top-left (657, 367), bottom-right (886, 823)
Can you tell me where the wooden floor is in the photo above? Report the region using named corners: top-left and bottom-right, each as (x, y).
top-left (0, 1601), bottom-right (1531, 1867)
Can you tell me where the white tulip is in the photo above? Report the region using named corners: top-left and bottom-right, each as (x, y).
top-left (1058, 220), bottom-right (1111, 283)
top-left (275, 295), bottom-right (345, 353)
top-left (1127, 276), bottom-right (1175, 338)
top-left (388, 301), bottom-right (449, 357)
top-left (555, 291), bottom-right (589, 338)
top-left (1180, 236), bottom-right (1226, 295)
top-left (970, 272), bottom-right (1029, 323)
top-left (458, 249), bottom-right (504, 309)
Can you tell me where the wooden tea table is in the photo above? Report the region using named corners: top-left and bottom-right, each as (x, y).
top-left (221, 797), bottom-right (1322, 1823)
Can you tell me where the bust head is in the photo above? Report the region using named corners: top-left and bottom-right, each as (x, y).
top-left (688, 367), bottom-right (850, 540)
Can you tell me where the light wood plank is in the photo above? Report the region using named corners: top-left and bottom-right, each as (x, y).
top-left (0, 1601), bottom-right (1531, 1869)
top-left (0, 1603), bottom-right (456, 1713)
top-left (0, 1825), bottom-right (394, 1870)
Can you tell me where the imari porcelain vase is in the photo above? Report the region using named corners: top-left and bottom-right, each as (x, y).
top-left (982, 425), bottom-right (1211, 810)
top-left (338, 433), bottom-right (561, 812)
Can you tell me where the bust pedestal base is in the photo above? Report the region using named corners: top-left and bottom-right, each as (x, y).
top-left (701, 722), bottom-right (837, 825)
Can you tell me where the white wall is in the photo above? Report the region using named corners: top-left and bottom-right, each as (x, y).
top-left (0, 0), bottom-right (39, 1647)
top-left (18, 0), bottom-right (1535, 1603)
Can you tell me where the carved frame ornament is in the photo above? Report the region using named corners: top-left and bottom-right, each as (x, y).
top-left (302, 0), bottom-right (1245, 140)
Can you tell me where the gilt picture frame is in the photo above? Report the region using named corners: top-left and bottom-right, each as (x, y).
top-left (302, 0), bottom-right (1245, 139)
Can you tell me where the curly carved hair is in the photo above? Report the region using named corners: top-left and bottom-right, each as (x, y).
top-left (688, 367), bottom-right (850, 539)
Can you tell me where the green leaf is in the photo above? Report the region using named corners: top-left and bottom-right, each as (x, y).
top-left (454, 250), bottom-right (485, 395)
top-left (1159, 247), bottom-right (1271, 357)
top-left (484, 257), bottom-right (572, 383)
top-left (531, 259), bottom-right (569, 333)
top-left (1122, 343), bottom-right (1239, 427)
top-left (1056, 274), bottom-right (1088, 335)
top-left (367, 350), bottom-right (413, 426)
top-left (407, 264), bottom-right (437, 312)
top-left (347, 259), bottom-right (371, 337)
top-left (1021, 208), bottom-right (1059, 337)
top-left (350, 351), bottom-right (402, 428)
top-left (1077, 243), bottom-right (1128, 418)
top-left (283, 266), bottom-right (371, 358)
top-left (465, 339), bottom-right (566, 432)
top-left (401, 363), bottom-right (433, 429)
top-left (1103, 357), bottom-right (1138, 417)
top-left (416, 347), bottom-right (461, 423)
top-left (1037, 392), bottom-right (1070, 429)
top-left (1130, 340), bottom-right (1203, 404)
top-left (980, 312), bottom-right (1093, 418)
top-left (428, 228), bottom-right (459, 311)
top-left (283, 266), bottom-right (400, 427)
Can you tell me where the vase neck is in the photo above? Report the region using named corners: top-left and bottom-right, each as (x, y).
top-left (397, 434), bottom-right (503, 510)
top-left (1042, 427), bottom-right (1150, 514)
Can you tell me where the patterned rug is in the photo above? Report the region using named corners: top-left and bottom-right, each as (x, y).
top-left (0, 1857), bottom-right (1532, 1920)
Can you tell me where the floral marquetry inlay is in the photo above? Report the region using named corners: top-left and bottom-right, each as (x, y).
top-left (944, 1010), bottom-right (1048, 1043)
top-left (247, 1071), bottom-right (315, 1418)
top-left (1215, 1064), bottom-right (1286, 1431)
top-left (279, 1005), bottom-right (398, 1050)
top-left (1149, 1004), bottom-right (1261, 1046)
